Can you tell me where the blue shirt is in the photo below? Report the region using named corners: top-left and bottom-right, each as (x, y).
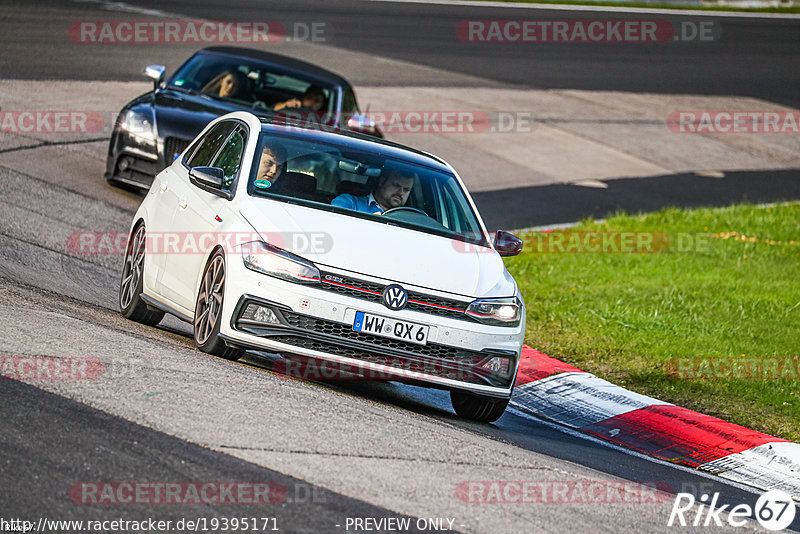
top-left (331, 193), bottom-right (384, 215)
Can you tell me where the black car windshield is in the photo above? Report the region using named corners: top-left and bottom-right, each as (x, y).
top-left (168, 54), bottom-right (334, 113)
top-left (247, 132), bottom-right (489, 247)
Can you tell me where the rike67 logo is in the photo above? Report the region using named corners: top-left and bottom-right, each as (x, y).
top-left (668, 490), bottom-right (796, 531)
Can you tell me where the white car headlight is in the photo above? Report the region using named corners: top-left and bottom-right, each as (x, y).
top-left (466, 297), bottom-right (522, 326)
top-left (241, 241), bottom-right (320, 284)
top-left (119, 109), bottom-right (155, 141)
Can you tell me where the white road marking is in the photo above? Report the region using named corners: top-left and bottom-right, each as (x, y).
top-left (701, 442), bottom-right (800, 501)
top-left (512, 371), bottom-right (669, 428)
top-left (72, 0), bottom-right (185, 19)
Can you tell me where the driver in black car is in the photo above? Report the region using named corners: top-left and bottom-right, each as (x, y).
top-left (331, 171), bottom-right (414, 215)
top-left (272, 85), bottom-right (326, 112)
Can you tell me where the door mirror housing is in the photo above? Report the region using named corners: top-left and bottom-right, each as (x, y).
top-left (143, 65), bottom-right (166, 90)
top-left (189, 166), bottom-right (232, 200)
top-left (346, 113), bottom-right (382, 137)
top-left (494, 230), bottom-right (523, 257)
top-left (347, 112), bottom-right (376, 131)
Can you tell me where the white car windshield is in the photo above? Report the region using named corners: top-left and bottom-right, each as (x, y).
top-left (247, 132), bottom-right (488, 247)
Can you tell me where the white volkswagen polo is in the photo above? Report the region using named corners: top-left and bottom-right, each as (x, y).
top-left (120, 111), bottom-right (525, 422)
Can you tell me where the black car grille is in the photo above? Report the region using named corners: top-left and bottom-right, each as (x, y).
top-left (318, 271), bottom-right (473, 322)
top-left (113, 154), bottom-right (163, 187)
top-left (164, 137), bottom-right (191, 163)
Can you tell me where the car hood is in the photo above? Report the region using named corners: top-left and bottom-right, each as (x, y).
top-left (151, 88), bottom-right (275, 142)
top-left (238, 200), bottom-right (516, 298)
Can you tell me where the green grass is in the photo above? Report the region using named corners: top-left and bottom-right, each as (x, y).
top-left (466, 0), bottom-right (800, 13)
top-left (506, 202), bottom-right (800, 441)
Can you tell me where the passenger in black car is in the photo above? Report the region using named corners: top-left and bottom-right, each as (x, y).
top-left (202, 70), bottom-right (247, 99)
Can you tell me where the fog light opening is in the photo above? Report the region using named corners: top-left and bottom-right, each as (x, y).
top-left (240, 303), bottom-right (280, 325)
top-left (479, 356), bottom-right (511, 378)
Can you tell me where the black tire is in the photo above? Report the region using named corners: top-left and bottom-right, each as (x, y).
top-left (119, 224), bottom-right (165, 326)
top-left (450, 390), bottom-right (510, 423)
top-left (194, 251), bottom-right (243, 361)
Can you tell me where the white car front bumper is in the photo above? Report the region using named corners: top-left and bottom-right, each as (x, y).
top-left (218, 257), bottom-right (525, 398)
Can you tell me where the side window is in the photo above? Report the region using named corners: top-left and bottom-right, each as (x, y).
top-left (210, 127), bottom-right (246, 190)
top-left (186, 121), bottom-right (236, 168)
top-left (437, 180), bottom-right (475, 234)
top-left (342, 89), bottom-right (358, 114)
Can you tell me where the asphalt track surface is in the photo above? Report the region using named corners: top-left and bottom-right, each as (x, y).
top-left (1, 0), bottom-right (799, 532)
top-left (3, 0), bottom-right (800, 107)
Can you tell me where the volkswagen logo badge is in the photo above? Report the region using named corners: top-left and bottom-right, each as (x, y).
top-left (382, 284), bottom-right (407, 311)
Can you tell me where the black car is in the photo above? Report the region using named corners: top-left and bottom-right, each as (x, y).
top-left (105, 46), bottom-right (380, 190)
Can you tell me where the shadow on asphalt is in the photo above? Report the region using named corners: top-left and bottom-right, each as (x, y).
top-left (474, 168), bottom-right (800, 230)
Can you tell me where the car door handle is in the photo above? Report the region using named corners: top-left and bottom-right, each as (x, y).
top-left (160, 181), bottom-right (168, 192)
top-left (178, 198), bottom-right (187, 210)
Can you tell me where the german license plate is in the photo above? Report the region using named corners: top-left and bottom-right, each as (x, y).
top-left (352, 311), bottom-right (429, 345)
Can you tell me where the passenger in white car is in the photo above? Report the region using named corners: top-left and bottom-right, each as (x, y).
top-left (254, 144), bottom-right (287, 187)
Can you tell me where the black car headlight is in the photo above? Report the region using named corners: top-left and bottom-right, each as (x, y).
top-left (466, 297), bottom-right (522, 326)
top-left (118, 108), bottom-right (156, 142)
top-left (241, 241), bottom-right (320, 284)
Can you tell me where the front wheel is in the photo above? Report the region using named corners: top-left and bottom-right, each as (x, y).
top-left (119, 224), bottom-right (164, 326)
top-left (194, 251), bottom-right (243, 361)
top-left (450, 390), bottom-right (510, 423)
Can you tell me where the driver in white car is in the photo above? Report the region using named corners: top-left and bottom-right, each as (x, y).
top-left (331, 171), bottom-right (414, 215)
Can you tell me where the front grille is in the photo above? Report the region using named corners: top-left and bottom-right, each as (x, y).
top-left (232, 298), bottom-right (515, 388)
top-left (165, 137), bottom-right (191, 163)
top-left (267, 335), bottom-right (491, 384)
top-left (318, 271), bottom-right (473, 322)
top-left (280, 310), bottom-right (483, 362)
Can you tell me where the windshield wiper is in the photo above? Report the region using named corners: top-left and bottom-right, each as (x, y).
top-left (166, 86), bottom-right (215, 101)
top-left (166, 85), bottom-right (199, 95)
